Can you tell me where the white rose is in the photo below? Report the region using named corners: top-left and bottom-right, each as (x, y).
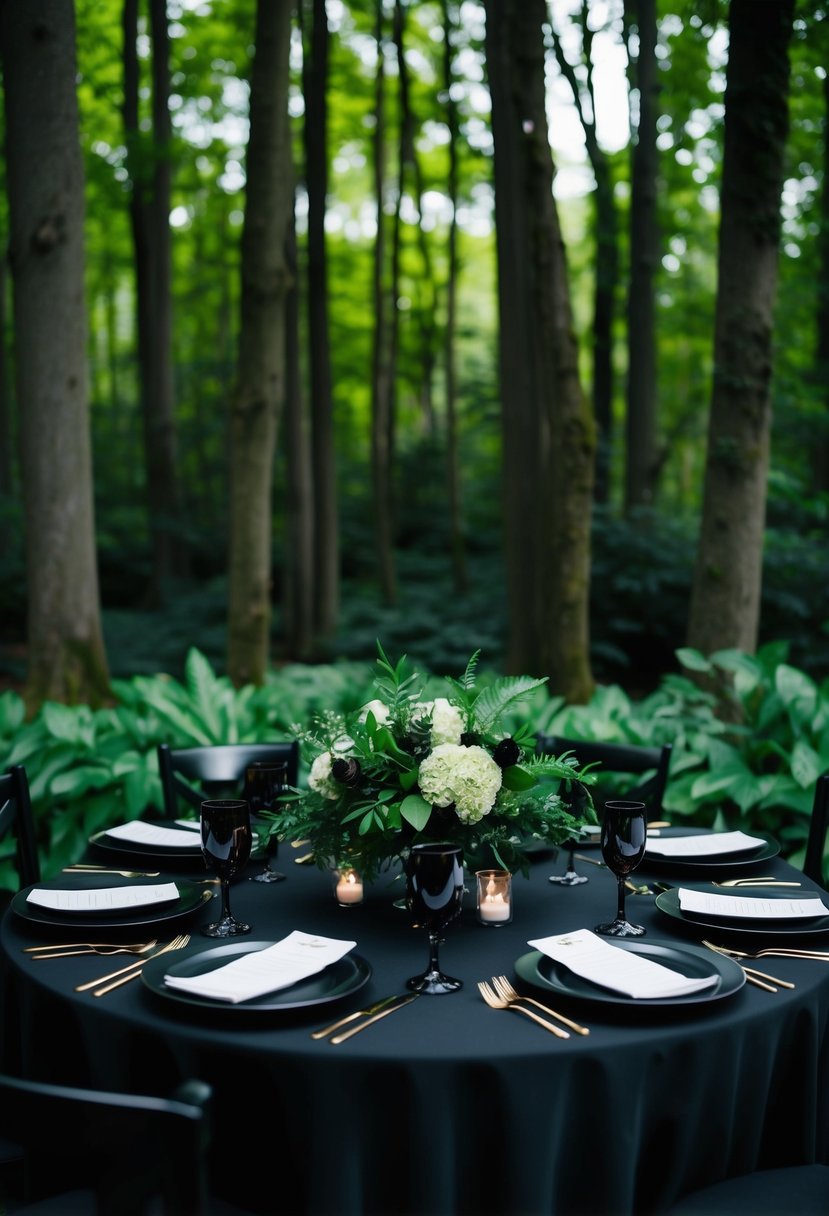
top-left (308, 751), bottom-right (340, 800)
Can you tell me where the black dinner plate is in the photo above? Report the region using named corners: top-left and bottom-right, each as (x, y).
top-left (514, 938), bottom-right (746, 1008)
top-left (12, 881), bottom-right (213, 932)
top-left (655, 885), bottom-right (829, 938)
top-left (140, 940), bottom-right (372, 1012)
top-left (88, 829), bottom-right (205, 870)
top-left (642, 831), bottom-right (779, 873)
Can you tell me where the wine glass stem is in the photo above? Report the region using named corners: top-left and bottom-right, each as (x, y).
top-left (616, 875), bottom-right (627, 923)
top-left (220, 878), bottom-right (232, 922)
top-left (428, 931), bottom-right (441, 976)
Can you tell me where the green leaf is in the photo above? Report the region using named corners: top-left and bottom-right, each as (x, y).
top-left (400, 793), bottom-right (432, 831)
top-left (473, 676), bottom-right (549, 733)
top-left (500, 764), bottom-right (537, 791)
top-left (676, 647), bottom-right (711, 673)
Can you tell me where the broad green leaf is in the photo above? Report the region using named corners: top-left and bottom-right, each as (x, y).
top-left (400, 793), bottom-right (432, 831)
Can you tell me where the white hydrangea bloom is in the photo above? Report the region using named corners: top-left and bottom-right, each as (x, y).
top-left (418, 743), bottom-right (502, 825)
top-left (428, 697), bottom-right (464, 747)
top-left (308, 751), bottom-right (340, 800)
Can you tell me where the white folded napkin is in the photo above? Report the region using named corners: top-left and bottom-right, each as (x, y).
top-left (529, 928), bottom-right (719, 999)
top-left (27, 883), bottom-right (180, 914)
top-left (678, 888), bottom-right (829, 921)
top-left (106, 821), bottom-right (203, 850)
top-left (645, 830), bottom-right (766, 858)
top-left (163, 930), bottom-right (356, 1004)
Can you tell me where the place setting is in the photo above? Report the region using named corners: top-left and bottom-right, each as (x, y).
top-left (654, 882), bottom-right (829, 940)
top-left (11, 873), bottom-right (213, 933)
top-left (87, 817), bottom-right (208, 870)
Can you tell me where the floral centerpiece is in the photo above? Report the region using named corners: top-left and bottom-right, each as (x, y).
top-left (266, 644), bottom-right (598, 883)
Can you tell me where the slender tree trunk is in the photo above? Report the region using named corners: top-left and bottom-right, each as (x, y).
top-left (485, 0), bottom-right (595, 701)
top-left (814, 68), bottom-right (829, 496)
top-left (442, 0), bottom-right (467, 594)
top-left (0, 0), bottom-right (110, 708)
top-left (122, 0), bottom-right (187, 603)
top-left (371, 0), bottom-right (397, 605)
top-left (549, 9), bottom-right (618, 507)
top-left (302, 0), bottom-right (339, 642)
top-left (0, 257), bottom-right (10, 497)
top-left (687, 0), bottom-right (794, 662)
top-left (226, 0), bottom-right (293, 686)
top-left (624, 0), bottom-right (660, 511)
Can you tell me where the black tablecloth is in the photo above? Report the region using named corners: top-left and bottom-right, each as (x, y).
top-left (2, 844), bottom-right (828, 1216)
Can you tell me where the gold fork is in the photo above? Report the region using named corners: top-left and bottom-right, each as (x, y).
top-left (701, 941), bottom-right (795, 991)
top-left (63, 867), bottom-right (162, 878)
top-left (491, 976), bottom-right (590, 1035)
top-left (27, 940), bottom-right (158, 960)
top-left (701, 938), bottom-right (829, 962)
top-left (75, 934), bottom-right (190, 996)
top-left (478, 981), bottom-right (570, 1038)
top-left (713, 877), bottom-right (802, 888)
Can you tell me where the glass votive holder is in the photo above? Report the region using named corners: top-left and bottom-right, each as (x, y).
top-left (333, 865), bottom-right (364, 907)
top-left (476, 869), bottom-right (512, 925)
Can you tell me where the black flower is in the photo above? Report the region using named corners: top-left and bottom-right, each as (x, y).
top-left (492, 737), bottom-right (521, 768)
top-left (331, 757), bottom-right (362, 786)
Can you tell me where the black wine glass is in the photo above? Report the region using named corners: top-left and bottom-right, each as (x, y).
top-left (200, 799), bottom-right (252, 937)
top-left (594, 799), bottom-right (647, 937)
top-left (405, 842), bottom-right (465, 995)
top-left (243, 761), bottom-right (287, 883)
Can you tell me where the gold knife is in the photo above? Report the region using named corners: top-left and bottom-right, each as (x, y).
top-left (329, 993), bottom-right (420, 1044)
top-left (311, 993), bottom-right (406, 1040)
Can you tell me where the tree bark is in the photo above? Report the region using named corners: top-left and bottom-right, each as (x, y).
top-left (485, 0), bottom-right (595, 701)
top-left (302, 0), bottom-right (339, 643)
top-left (814, 67), bottom-right (829, 496)
top-left (0, 0), bottom-right (110, 707)
top-left (226, 0), bottom-right (293, 686)
top-left (687, 0), bottom-right (795, 660)
top-left (624, 0), bottom-right (660, 511)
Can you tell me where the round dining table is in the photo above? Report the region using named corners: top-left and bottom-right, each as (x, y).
top-left (2, 836), bottom-right (828, 1216)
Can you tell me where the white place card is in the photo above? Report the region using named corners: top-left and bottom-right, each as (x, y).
top-left (105, 821), bottom-right (203, 850)
top-left (645, 830), bottom-right (766, 858)
top-left (163, 930), bottom-right (356, 1004)
top-left (678, 888), bottom-right (829, 921)
top-left (529, 928), bottom-right (719, 999)
top-left (27, 883), bottom-right (180, 914)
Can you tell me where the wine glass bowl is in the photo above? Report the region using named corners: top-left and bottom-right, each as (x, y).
top-left (200, 799), bottom-right (253, 937)
top-left (594, 800), bottom-right (647, 937)
top-left (405, 842), bottom-right (465, 994)
top-left (243, 761), bottom-right (288, 883)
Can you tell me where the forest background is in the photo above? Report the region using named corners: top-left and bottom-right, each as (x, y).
top-left (0, 0), bottom-right (828, 880)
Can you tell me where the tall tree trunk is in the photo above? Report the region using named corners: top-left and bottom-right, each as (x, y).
top-left (485, 0), bottom-right (595, 701)
top-left (0, 0), bottom-right (110, 708)
top-left (442, 0), bottom-right (467, 595)
top-left (549, 8), bottom-right (619, 507)
top-left (226, 0), bottom-right (293, 686)
top-left (302, 0), bottom-right (339, 642)
top-left (624, 0), bottom-right (660, 511)
top-left (371, 0), bottom-right (397, 606)
top-left (122, 0), bottom-right (187, 604)
top-left (814, 68), bottom-right (829, 496)
top-left (687, 0), bottom-right (794, 661)
top-left (0, 257), bottom-right (10, 497)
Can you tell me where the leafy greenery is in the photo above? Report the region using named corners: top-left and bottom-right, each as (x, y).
top-left (1, 639), bottom-right (827, 891)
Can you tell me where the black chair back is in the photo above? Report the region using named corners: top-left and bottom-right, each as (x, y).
top-left (0, 765), bottom-right (40, 891)
top-left (536, 734), bottom-right (673, 822)
top-left (157, 742), bottom-right (299, 817)
top-left (0, 1073), bottom-right (213, 1215)
top-left (803, 772), bottom-right (829, 888)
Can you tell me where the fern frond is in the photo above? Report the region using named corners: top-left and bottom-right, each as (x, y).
top-left (473, 676), bottom-right (549, 733)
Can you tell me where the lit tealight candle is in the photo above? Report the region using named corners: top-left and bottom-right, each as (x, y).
top-left (335, 868), bottom-right (364, 906)
top-left (477, 872), bottom-right (512, 924)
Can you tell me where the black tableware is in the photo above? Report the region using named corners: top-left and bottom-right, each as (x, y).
top-left (595, 800), bottom-right (648, 937)
top-left (243, 761), bottom-right (288, 883)
top-left (405, 842), bottom-right (465, 994)
top-left (200, 799), bottom-right (252, 938)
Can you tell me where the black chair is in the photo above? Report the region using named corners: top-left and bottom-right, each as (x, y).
top-left (0, 766), bottom-right (40, 899)
top-left (664, 1163), bottom-right (829, 1215)
top-left (802, 772), bottom-right (829, 888)
top-left (536, 734), bottom-right (673, 822)
top-left (0, 1073), bottom-right (216, 1215)
top-left (157, 741), bottom-right (299, 819)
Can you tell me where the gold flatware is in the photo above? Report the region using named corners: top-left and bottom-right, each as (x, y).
top-left (24, 939), bottom-right (154, 953)
top-left (713, 877), bottom-right (801, 888)
top-left (329, 993), bottom-right (420, 1044)
top-left (491, 976), bottom-right (590, 1035)
top-left (648, 821), bottom-right (671, 829)
top-left (63, 867), bottom-right (162, 878)
top-left (294, 852), bottom-right (314, 865)
top-left (702, 941), bottom-right (795, 991)
top-left (702, 939), bottom-right (829, 963)
top-left (89, 934), bottom-right (191, 998)
top-left (478, 981), bottom-right (569, 1038)
top-left (75, 934), bottom-right (190, 996)
top-left (311, 994), bottom-right (408, 1040)
top-left (28, 940), bottom-right (158, 960)
top-left (573, 854), bottom-right (606, 868)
